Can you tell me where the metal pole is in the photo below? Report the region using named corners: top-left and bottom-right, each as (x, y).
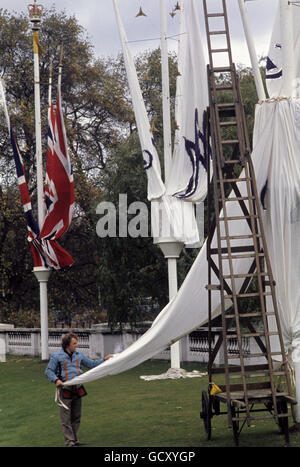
top-left (160, 0), bottom-right (172, 184)
top-left (159, 0), bottom-right (183, 369)
top-left (29, 1), bottom-right (44, 228)
top-left (168, 258), bottom-right (181, 368)
top-left (28, 0), bottom-right (50, 361)
top-left (280, 0), bottom-right (295, 97)
top-left (238, 0), bottom-right (266, 101)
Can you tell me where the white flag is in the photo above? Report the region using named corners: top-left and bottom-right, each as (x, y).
top-left (167, 0), bottom-right (210, 202)
top-left (113, 0), bottom-right (165, 201)
top-left (266, 3), bottom-right (300, 98)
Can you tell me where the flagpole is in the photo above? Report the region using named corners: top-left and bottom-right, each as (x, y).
top-left (160, 0), bottom-right (172, 184)
top-left (28, 0), bottom-right (51, 361)
top-left (279, 0), bottom-right (294, 97)
top-left (238, 0), bottom-right (266, 101)
top-left (47, 57), bottom-right (53, 119)
top-left (158, 0), bottom-right (183, 369)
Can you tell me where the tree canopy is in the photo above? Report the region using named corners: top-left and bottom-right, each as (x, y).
top-left (0, 7), bottom-right (263, 328)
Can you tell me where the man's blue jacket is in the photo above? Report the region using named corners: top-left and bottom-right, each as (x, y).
top-left (45, 348), bottom-right (104, 383)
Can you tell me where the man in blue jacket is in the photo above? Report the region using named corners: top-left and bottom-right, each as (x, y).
top-left (45, 332), bottom-right (113, 447)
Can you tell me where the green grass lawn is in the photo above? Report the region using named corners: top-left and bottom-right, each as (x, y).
top-left (1, 355), bottom-right (300, 448)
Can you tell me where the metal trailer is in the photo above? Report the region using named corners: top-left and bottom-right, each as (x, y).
top-left (200, 0), bottom-right (297, 446)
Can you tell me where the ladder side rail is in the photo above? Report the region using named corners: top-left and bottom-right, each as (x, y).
top-left (208, 78), bottom-right (233, 427)
top-left (243, 158), bottom-right (280, 421)
top-left (217, 161), bottom-right (252, 424)
top-left (206, 103), bottom-right (213, 384)
top-left (222, 0), bottom-right (233, 65)
top-left (247, 155), bottom-right (294, 400)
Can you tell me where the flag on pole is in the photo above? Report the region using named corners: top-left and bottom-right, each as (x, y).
top-left (166, 0), bottom-right (210, 202)
top-left (113, 0), bottom-right (165, 201)
top-left (266, 2), bottom-right (300, 98)
top-left (10, 123), bottom-right (74, 269)
top-left (0, 78), bottom-right (74, 269)
top-left (33, 30), bottom-right (45, 56)
top-left (40, 82), bottom-right (75, 242)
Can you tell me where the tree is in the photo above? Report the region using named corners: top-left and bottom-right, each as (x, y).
top-left (0, 7), bottom-right (263, 328)
top-left (0, 7), bottom-right (132, 325)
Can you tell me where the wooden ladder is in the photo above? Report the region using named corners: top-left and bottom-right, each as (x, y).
top-left (203, 0), bottom-right (294, 430)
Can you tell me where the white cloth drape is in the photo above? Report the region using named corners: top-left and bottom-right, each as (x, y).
top-left (166, 0), bottom-right (210, 203)
top-left (113, 0), bottom-right (165, 201)
top-left (65, 98), bottom-right (300, 386)
top-left (113, 0), bottom-right (201, 246)
top-left (266, 2), bottom-right (300, 98)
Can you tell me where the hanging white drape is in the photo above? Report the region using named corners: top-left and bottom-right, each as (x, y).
top-left (255, 99), bottom-right (300, 362)
top-left (113, 0), bottom-right (201, 246)
top-left (167, 0), bottom-right (210, 203)
top-left (113, 0), bottom-right (165, 201)
top-left (266, 2), bottom-right (300, 98)
top-left (65, 98), bottom-right (299, 386)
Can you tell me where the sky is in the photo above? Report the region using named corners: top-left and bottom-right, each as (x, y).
top-left (0, 0), bottom-right (278, 67)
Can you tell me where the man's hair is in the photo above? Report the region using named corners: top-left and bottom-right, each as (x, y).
top-left (62, 332), bottom-right (78, 351)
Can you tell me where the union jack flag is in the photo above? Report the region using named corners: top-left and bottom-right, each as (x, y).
top-left (10, 82), bottom-right (74, 269)
top-left (41, 83), bottom-right (75, 243)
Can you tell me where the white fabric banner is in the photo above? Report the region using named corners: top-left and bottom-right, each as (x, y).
top-left (113, 0), bottom-right (200, 246)
top-left (266, 2), bottom-right (300, 98)
top-left (65, 98), bottom-right (300, 385)
top-left (256, 99), bottom-right (300, 363)
top-left (113, 0), bottom-right (165, 201)
top-left (167, 0), bottom-right (210, 202)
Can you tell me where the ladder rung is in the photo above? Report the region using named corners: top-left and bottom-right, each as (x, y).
top-left (209, 30), bottom-right (227, 36)
top-left (229, 371), bottom-right (285, 380)
top-left (210, 246), bottom-right (255, 254)
top-left (207, 13), bottom-right (225, 17)
top-left (221, 140), bottom-right (239, 145)
top-left (225, 312), bottom-right (262, 319)
top-left (220, 235), bottom-right (259, 240)
top-left (220, 121), bottom-right (237, 126)
top-left (216, 86), bottom-right (234, 92)
top-left (221, 178), bottom-right (248, 183)
top-left (226, 311), bottom-right (277, 319)
top-left (211, 48), bottom-right (229, 53)
top-left (219, 215), bottom-right (257, 221)
top-left (224, 291), bottom-right (272, 299)
top-left (217, 103), bottom-right (235, 108)
top-left (222, 160), bottom-right (241, 165)
top-left (228, 331), bottom-right (278, 339)
top-left (221, 253), bottom-right (264, 259)
top-left (222, 196), bottom-right (255, 201)
top-left (228, 352), bottom-right (282, 359)
top-left (223, 272), bottom-right (267, 279)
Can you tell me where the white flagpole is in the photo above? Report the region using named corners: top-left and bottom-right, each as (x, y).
top-left (279, 0), bottom-right (295, 97)
top-left (47, 57), bottom-right (53, 120)
top-left (238, 0), bottom-right (266, 101)
top-left (160, 0), bottom-right (172, 184)
top-left (28, 0), bottom-right (51, 361)
top-left (158, 0), bottom-right (183, 369)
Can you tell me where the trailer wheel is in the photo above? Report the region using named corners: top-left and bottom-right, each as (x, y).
top-left (200, 390), bottom-right (212, 440)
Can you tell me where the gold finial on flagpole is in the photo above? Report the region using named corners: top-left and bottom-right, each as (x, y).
top-left (136, 6), bottom-right (147, 17)
top-left (28, 0), bottom-right (43, 30)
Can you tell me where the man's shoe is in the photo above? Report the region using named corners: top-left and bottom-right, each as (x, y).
top-left (75, 441), bottom-right (87, 446)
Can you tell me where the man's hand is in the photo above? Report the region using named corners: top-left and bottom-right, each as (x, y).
top-left (104, 354), bottom-right (114, 361)
top-left (55, 379), bottom-right (64, 387)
